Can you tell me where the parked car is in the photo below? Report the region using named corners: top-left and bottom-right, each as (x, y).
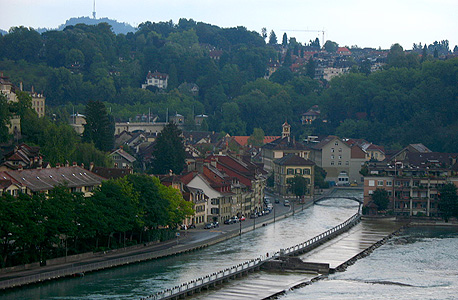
top-left (250, 213), bottom-right (258, 219)
top-left (204, 223), bottom-right (214, 229)
top-left (224, 219), bottom-right (233, 225)
top-left (274, 199), bottom-right (280, 204)
top-left (239, 216), bottom-right (246, 221)
top-left (284, 200), bottom-right (290, 207)
top-left (213, 221), bottom-right (219, 228)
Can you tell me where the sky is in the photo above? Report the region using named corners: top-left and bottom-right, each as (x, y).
top-left (0, 0), bottom-right (457, 50)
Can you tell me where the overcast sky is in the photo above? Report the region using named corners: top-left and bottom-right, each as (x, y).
top-left (1, 0), bottom-right (457, 50)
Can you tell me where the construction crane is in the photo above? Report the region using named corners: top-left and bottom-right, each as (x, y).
top-left (281, 29), bottom-right (326, 47)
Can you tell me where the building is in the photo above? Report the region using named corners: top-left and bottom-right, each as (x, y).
top-left (310, 136), bottom-right (352, 184)
top-left (141, 71), bottom-right (168, 90)
top-left (0, 164), bottom-right (105, 197)
top-left (69, 113), bottom-right (86, 135)
top-left (273, 154), bottom-right (315, 196)
top-left (301, 105), bottom-right (321, 125)
top-left (0, 143), bottom-right (44, 171)
top-left (261, 122), bottom-right (311, 172)
top-left (29, 86), bottom-right (45, 118)
top-left (362, 151), bottom-right (458, 216)
top-left (108, 148), bottom-right (136, 169)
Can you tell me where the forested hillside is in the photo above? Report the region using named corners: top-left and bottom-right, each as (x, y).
top-left (0, 19), bottom-right (457, 152)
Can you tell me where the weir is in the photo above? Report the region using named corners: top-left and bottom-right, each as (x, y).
top-left (141, 213), bottom-right (362, 300)
top-left (144, 215), bottom-right (406, 300)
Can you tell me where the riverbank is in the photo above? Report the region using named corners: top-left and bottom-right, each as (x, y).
top-left (0, 192), bottom-right (313, 290)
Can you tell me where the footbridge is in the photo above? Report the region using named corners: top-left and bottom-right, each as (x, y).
top-left (314, 196), bottom-right (363, 204)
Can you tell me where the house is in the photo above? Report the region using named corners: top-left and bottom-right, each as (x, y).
top-left (109, 148), bottom-right (136, 169)
top-left (273, 154), bottom-right (315, 197)
top-left (194, 114), bottom-right (208, 126)
top-left (337, 47), bottom-right (351, 56)
top-left (205, 154), bottom-right (266, 216)
top-left (232, 136), bottom-right (281, 147)
top-left (169, 113), bottom-right (184, 125)
top-left (310, 135), bottom-right (352, 184)
top-left (0, 74), bottom-right (20, 136)
top-left (301, 105), bottom-right (321, 125)
top-left (27, 85), bottom-right (45, 118)
top-left (261, 122), bottom-right (311, 172)
top-left (141, 71), bottom-right (168, 90)
top-left (0, 164), bottom-right (104, 197)
top-left (0, 143), bottom-right (44, 171)
top-left (91, 166), bottom-right (133, 179)
top-left (69, 113), bottom-right (86, 135)
top-left (184, 172), bottom-right (233, 223)
top-left (183, 186), bottom-right (208, 226)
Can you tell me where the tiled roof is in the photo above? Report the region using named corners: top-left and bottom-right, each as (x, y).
top-left (4, 166), bottom-right (105, 192)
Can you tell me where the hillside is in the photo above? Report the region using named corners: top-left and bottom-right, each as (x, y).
top-left (0, 19), bottom-right (457, 152)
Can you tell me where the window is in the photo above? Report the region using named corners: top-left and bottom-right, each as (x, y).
top-left (303, 169), bottom-right (310, 175)
top-left (386, 181), bottom-right (392, 186)
top-left (338, 155), bottom-right (342, 159)
top-left (378, 180), bottom-right (384, 186)
top-left (287, 168), bottom-right (294, 175)
top-left (369, 180), bottom-right (375, 187)
top-left (369, 190), bottom-right (374, 194)
top-left (331, 148), bottom-right (335, 153)
top-left (346, 161), bottom-right (349, 166)
top-left (331, 161), bottom-right (335, 165)
top-left (296, 168), bottom-right (302, 174)
top-left (331, 155), bottom-right (334, 159)
top-left (339, 148), bottom-right (342, 152)
top-left (335, 141), bottom-right (338, 146)
top-left (338, 161), bottom-right (342, 165)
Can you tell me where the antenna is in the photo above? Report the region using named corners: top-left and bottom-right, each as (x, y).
top-left (92, 0), bottom-right (96, 19)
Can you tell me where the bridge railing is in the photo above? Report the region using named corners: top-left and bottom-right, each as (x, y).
top-left (142, 258), bottom-right (264, 300)
top-left (144, 212), bottom-right (361, 300)
top-left (278, 213), bottom-right (361, 257)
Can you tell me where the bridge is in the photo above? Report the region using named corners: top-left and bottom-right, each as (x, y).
top-left (314, 195), bottom-right (363, 204)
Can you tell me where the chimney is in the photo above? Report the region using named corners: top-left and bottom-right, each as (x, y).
top-left (20, 82), bottom-right (23, 91)
top-left (18, 164), bottom-right (23, 171)
top-left (81, 162), bottom-right (85, 169)
top-left (89, 162), bottom-right (94, 171)
top-left (169, 169), bottom-right (173, 176)
top-left (31, 85), bottom-right (35, 94)
top-left (56, 163), bottom-right (60, 168)
top-left (72, 161), bottom-right (77, 167)
top-left (65, 160), bottom-right (69, 167)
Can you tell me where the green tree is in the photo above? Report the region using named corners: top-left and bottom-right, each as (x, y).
top-left (438, 183), bottom-right (458, 222)
top-left (288, 175), bottom-right (308, 198)
top-left (0, 94), bottom-right (11, 143)
top-left (306, 57), bottom-right (316, 79)
top-left (82, 100), bottom-right (114, 152)
top-left (247, 128), bottom-right (265, 147)
top-left (314, 166), bottom-right (328, 188)
top-left (268, 30), bottom-right (277, 45)
top-left (152, 122), bottom-right (186, 175)
top-left (324, 40), bottom-right (339, 52)
top-left (371, 188), bottom-right (390, 211)
top-left (282, 32), bottom-right (288, 46)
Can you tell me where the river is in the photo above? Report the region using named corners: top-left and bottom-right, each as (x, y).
top-left (0, 190), bottom-right (361, 300)
top-left (280, 225), bottom-right (458, 300)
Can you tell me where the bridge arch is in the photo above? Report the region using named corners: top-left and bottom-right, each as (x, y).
top-left (314, 196), bottom-right (363, 205)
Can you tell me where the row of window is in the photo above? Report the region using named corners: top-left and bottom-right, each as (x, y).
top-left (330, 161), bottom-right (349, 166)
top-left (286, 168), bottom-right (311, 175)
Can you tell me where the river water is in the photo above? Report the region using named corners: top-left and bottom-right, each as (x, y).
top-left (1, 190), bottom-right (361, 300)
top-left (281, 226), bottom-right (458, 300)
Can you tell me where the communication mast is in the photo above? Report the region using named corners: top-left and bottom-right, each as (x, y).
top-left (92, 0), bottom-right (96, 19)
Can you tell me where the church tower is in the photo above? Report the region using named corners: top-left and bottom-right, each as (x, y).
top-left (282, 121), bottom-right (291, 142)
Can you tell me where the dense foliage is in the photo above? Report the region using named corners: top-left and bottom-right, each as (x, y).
top-left (438, 183), bottom-right (458, 222)
top-left (0, 21), bottom-right (457, 153)
top-left (0, 174), bottom-right (193, 267)
top-left (151, 122), bottom-right (186, 174)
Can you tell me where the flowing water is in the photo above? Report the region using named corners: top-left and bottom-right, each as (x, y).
top-left (281, 226), bottom-right (458, 300)
top-left (0, 191), bottom-right (360, 300)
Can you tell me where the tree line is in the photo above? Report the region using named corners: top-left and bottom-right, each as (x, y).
top-left (1, 21), bottom-right (457, 153)
top-left (0, 174), bottom-right (193, 268)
